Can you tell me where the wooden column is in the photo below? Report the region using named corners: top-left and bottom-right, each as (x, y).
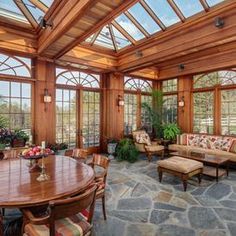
top-left (34, 59), bottom-right (56, 145)
top-left (101, 72), bottom-right (124, 151)
top-left (178, 76), bottom-right (193, 133)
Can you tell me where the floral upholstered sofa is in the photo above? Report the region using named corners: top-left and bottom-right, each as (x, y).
top-left (169, 133), bottom-right (236, 163)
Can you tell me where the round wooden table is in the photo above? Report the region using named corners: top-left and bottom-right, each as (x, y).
top-left (0, 155), bottom-right (95, 208)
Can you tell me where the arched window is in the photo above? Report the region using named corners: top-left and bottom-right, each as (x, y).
top-left (194, 70), bottom-right (236, 88)
top-left (56, 69), bottom-right (100, 88)
top-left (124, 77), bottom-right (152, 92)
top-left (55, 68), bottom-right (101, 149)
top-left (124, 76), bottom-right (153, 135)
top-left (0, 53), bottom-right (31, 78)
top-left (193, 70), bottom-right (236, 135)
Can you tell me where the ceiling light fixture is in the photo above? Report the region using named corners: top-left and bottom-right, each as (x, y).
top-left (215, 17), bottom-right (224, 28)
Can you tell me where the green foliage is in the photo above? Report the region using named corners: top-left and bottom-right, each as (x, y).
top-left (115, 138), bottom-right (139, 163)
top-left (163, 123), bottom-right (181, 140)
top-left (13, 129), bottom-right (29, 141)
top-left (0, 116), bottom-right (8, 129)
top-left (142, 90), bottom-right (164, 139)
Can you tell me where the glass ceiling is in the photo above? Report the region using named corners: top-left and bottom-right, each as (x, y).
top-left (0, 0), bottom-right (53, 27)
top-left (85, 0), bottom-right (225, 52)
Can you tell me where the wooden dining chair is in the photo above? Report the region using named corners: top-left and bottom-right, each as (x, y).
top-left (65, 148), bottom-right (88, 163)
top-left (22, 184), bottom-right (98, 236)
top-left (89, 154), bottom-right (110, 220)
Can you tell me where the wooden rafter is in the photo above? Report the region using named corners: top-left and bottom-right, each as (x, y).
top-left (14, 0), bottom-right (38, 29)
top-left (108, 24), bottom-right (118, 52)
top-left (166, 0), bottom-right (185, 23)
top-left (54, 0), bottom-right (141, 59)
top-left (90, 29), bottom-right (102, 45)
top-left (124, 11), bottom-right (149, 38)
top-left (29, 0), bottom-right (48, 13)
top-left (199, 0), bottom-right (210, 12)
top-left (139, 0), bottom-right (166, 31)
top-left (111, 21), bottom-right (136, 45)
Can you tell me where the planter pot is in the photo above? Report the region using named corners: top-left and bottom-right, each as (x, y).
top-left (107, 143), bottom-right (117, 159)
top-left (56, 150), bottom-right (66, 156)
top-left (11, 139), bottom-right (26, 148)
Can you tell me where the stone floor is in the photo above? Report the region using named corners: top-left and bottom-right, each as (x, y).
top-left (3, 154), bottom-right (236, 236)
top-left (92, 154), bottom-right (236, 236)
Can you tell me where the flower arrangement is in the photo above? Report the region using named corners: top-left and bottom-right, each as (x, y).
top-left (0, 128), bottom-right (13, 145)
top-left (46, 142), bottom-right (68, 153)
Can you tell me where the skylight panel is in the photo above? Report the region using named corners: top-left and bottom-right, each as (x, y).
top-left (128, 3), bottom-right (161, 35)
top-left (115, 14), bottom-right (145, 41)
top-left (39, 0), bottom-right (54, 8)
top-left (173, 0), bottom-right (204, 18)
top-left (23, 0), bottom-right (45, 22)
top-left (144, 0), bottom-right (180, 27)
top-left (94, 26), bottom-right (114, 50)
top-left (111, 25), bottom-right (131, 49)
top-left (0, 0), bottom-right (29, 23)
top-left (206, 0), bottom-right (224, 7)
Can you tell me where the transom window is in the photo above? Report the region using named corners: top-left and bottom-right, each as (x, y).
top-left (0, 53), bottom-right (31, 78)
top-left (56, 68), bottom-right (100, 88)
top-left (162, 78), bottom-right (178, 93)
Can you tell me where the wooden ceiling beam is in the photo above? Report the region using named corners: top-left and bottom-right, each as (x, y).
top-left (13, 0), bottom-right (38, 29)
top-left (199, 0), bottom-right (210, 12)
top-left (38, 0), bottom-right (99, 54)
top-left (166, 0), bottom-right (185, 22)
top-left (29, 0), bottom-right (48, 13)
top-left (54, 0), bottom-right (140, 59)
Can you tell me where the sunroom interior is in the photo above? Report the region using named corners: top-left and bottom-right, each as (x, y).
top-left (1, 0), bottom-right (236, 235)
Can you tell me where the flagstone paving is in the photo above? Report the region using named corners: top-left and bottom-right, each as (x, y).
top-left (92, 155), bottom-right (236, 236)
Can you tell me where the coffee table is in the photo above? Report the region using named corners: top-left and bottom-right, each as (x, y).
top-left (170, 150), bottom-right (229, 182)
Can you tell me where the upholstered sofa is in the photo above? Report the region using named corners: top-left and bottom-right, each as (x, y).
top-left (169, 133), bottom-right (236, 163)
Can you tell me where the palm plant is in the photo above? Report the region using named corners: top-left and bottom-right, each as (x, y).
top-left (142, 90), bottom-right (164, 139)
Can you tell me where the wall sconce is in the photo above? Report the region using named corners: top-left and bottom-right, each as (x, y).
top-left (178, 96), bottom-right (185, 112)
top-left (215, 17), bottom-right (224, 29)
top-left (44, 89), bottom-right (52, 103)
top-left (178, 64), bottom-right (185, 71)
top-left (118, 95), bottom-right (124, 112)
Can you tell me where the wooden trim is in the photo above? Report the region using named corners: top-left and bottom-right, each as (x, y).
top-left (13, 0), bottom-right (38, 29)
top-left (139, 0), bottom-right (166, 31)
top-left (90, 30), bottom-right (101, 45)
top-left (29, 0), bottom-right (48, 13)
top-left (124, 12), bottom-right (149, 38)
top-left (108, 24), bottom-right (118, 52)
top-left (199, 0), bottom-right (210, 12)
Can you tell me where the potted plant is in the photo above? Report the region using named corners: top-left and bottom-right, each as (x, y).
top-left (11, 129), bottom-right (29, 147)
top-left (163, 123), bottom-right (181, 142)
top-left (0, 128), bottom-right (12, 149)
top-left (115, 138), bottom-right (139, 163)
top-left (107, 138), bottom-right (118, 159)
top-left (142, 90), bottom-right (164, 140)
top-left (46, 142), bottom-right (68, 155)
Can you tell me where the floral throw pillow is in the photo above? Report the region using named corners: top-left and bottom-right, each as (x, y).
top-left (208, 136), bottom-right (232, 151)
top-left (187, 134), bottom-right (200, 147)
top-left (136, 133), bottom-right (151, 146)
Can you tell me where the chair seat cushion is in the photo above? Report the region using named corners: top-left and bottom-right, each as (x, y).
top-left (145, 145), bottom-right (164, 152)
top-left (158, 156), bottom-right (203, 174)
top-left (24, 213), bottom-right (91, 236)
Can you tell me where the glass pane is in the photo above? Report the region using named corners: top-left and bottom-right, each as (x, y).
top-left (206, 0), bottom-right (224, 7)
top-left (0, 0), bottom-right (29, 23)
top-left (193, 92), bottom-right (214, 134)
top-left (111, 25), bottom-right (131, 49)
top-left (23, 0), bottom-right (45, 22)
top-left (0, 81), bottom-right (9, 96)
top-left (115, 14), bottom-right (145, 40)
top-left (124, 76), bottom-right (152, 92)
top-left (11, 82), bottom-right (21, 97)
top-left (173, 0), bottom-right (204, 18)
top-left (163, 95), bottom-right (178, 124)
top-left (221, 90), bottom-right (236, 135)
top-left (94, 26), bottom-right (115, 50)
top-left (39, 0), bottom-right (54, 8)
top-left (141, 95), bottom-right (152, 133)
top-left (162, 79), bottom-right (178, 92)
top-left (145, 0), bottom-right (180, 27)
top-left (128, 3), bottom-right (161, 34)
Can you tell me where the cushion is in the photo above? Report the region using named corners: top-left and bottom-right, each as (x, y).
top-left (24, 213), bottom-right (91, 236)
top-left (187, 134), bottom-right (200, 147)
top-left (180, 134), bottom-right (187, 145)
top-left (230, 139), bottom-right (236, 153)
top-left (145, 145), bottom-right (164, 152)
top-left (158, 156), bottom-right (203, 174)
top-left (135, 133), bottom-right (151, 146)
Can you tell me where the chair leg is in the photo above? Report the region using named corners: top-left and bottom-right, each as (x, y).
top-left (158, 168), bottom-right (163, 183)
top-left (1, 208), bottom-right (4, 216)
top-left (146, 152), bottom-right (152, 162)
top-left (102, 196), bottom-right (107, 220)
top-left (197, 173), bottom-right (202, 184)
top-left (183, 180), bottom-right (187, 191)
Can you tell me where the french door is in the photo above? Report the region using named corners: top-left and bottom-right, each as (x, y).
top-left (56, 88), bottom-right (101, 151)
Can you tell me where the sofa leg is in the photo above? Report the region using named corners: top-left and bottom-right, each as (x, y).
top-left (158, 168), bottom-right (163, 183)
top-left (197, 173), bottom-right (202, 184)
top-left (183, 180), bottom-right (187, 192)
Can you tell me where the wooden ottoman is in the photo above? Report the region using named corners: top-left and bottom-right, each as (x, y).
top-left (157, 156), bottom-right (203, 191)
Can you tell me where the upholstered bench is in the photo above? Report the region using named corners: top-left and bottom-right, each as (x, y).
top-left (157, 156), bottom-right (203, 191)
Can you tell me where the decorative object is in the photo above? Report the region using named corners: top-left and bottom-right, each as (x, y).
top-left (43, 89), bottom-right (52, 103)
top-left (39, 18), bottom-right (53, 29)
top-left (178, 96), bottom-right (185, 112)
top-left (115, 138), bottom-right (139, 163)
top-left (107, 139), bottom-right (118, 159)
top-left (163, 123), bottom-right (181, 141)
top-left (142, 90), bottom-right (164, 139)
